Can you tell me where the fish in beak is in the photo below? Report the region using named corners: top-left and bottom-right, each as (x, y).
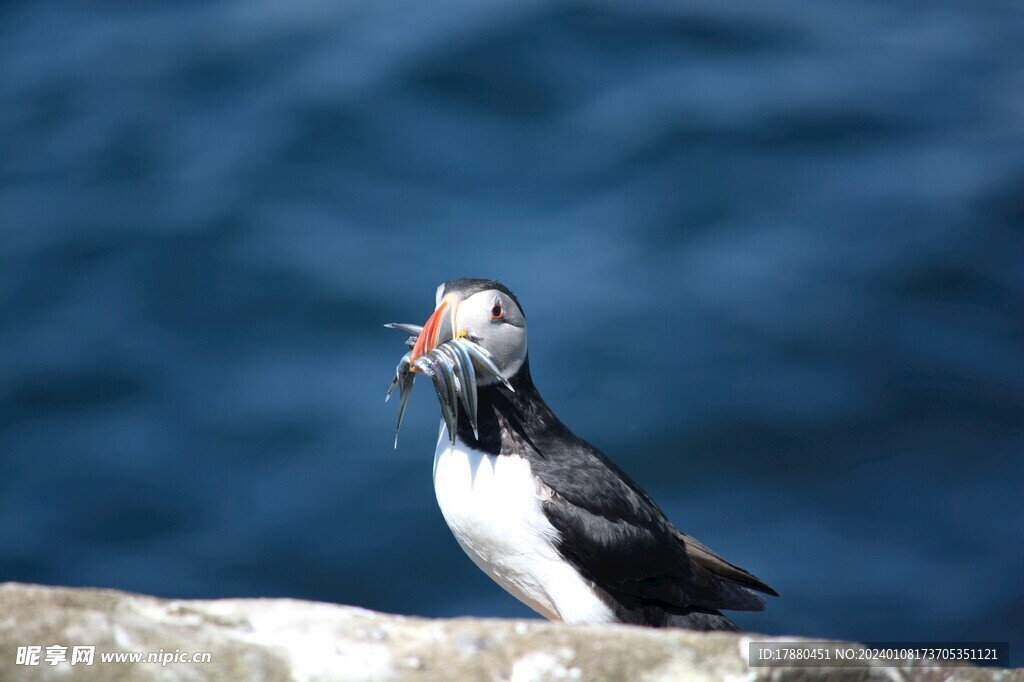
top-left (384, 294), bottom-right (511, 448)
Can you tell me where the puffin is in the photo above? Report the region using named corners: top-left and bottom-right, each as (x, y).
top-left (388, 278), bottom-right (777, 630)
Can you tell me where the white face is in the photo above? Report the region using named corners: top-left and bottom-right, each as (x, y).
top-left (437, 285), bottom-right (528, 383)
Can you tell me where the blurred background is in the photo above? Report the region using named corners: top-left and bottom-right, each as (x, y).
top-left (1, 0), bottom-right (1022, 665)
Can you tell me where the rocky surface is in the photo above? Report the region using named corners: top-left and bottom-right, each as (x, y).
top-left (0, 582), bottom-right (1018, 681)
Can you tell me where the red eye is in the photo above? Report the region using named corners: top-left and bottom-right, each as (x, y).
top-left (490, 303), bottom-right (504, 319)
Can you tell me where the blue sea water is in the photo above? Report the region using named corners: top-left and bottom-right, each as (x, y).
top-left (1, 0), bottom-right (1022, 665)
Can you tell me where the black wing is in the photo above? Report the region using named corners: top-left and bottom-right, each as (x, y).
top-left (531, 434), bottom-right (777, 614)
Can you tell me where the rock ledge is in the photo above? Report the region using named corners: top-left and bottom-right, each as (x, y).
top-left (0, 582), bottom-right (1017, 681)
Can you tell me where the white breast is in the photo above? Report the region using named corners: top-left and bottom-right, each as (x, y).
top-left (432, 423), bottom-right (615, 624)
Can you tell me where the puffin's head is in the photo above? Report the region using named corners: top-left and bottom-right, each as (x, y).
top-left (410, 278), bottom-right (527, 385)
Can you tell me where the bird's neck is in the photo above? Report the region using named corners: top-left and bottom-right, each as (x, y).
top-left (454, 356), bottom-right (567, 458)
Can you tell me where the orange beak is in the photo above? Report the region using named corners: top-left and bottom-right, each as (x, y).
top-left (410, 296), bottom-right (456, 368)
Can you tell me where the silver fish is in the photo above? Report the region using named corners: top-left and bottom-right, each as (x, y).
top-left (386, 324), bottom-right (512, 446)
top-left (383, 322), bottom-right (424, 335)
top-left (385, 322), bottom-right (423, 349)
top-left (431, 346), bottom-right (461, 440)
top-left (457, 337), bottom-right (515, 392)
top-left (445, 340), bottom-right (479, 439)
top-left (414, 354), bottom-right (458, 444)
top-left (389, 352), bottom-right (415, 448)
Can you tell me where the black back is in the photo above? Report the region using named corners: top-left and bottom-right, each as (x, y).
top-left (455, 358), bottom-right (778, 625)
